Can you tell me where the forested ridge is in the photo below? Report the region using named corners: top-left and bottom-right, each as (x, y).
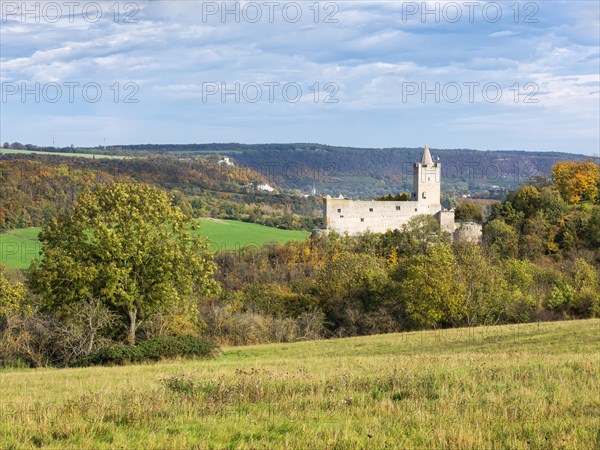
top-left (0, 155), bottom-right (322, 231)
top-left (4, 142), bottom-right (593, 199)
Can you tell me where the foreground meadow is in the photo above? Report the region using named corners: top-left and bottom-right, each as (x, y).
top-left (1, 319), bottom-right (598, 449)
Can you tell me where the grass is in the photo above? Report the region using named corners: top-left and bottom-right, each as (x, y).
top-left (0, 220), bottom-right (308, 270)
top-left (0, 319), bottom-right (598, 448)
top-left (0, 228), bottom-right (41, 270)
top-left (197, 219), bottom-right (308, 252)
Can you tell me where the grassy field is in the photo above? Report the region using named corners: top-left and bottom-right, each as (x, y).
top-left (0, 221), bottom-right (308, 270)
top-left (0, 319), bottom-right (598, 448)
top-left (196, 219), bottom-right (308, 252)
top-left (0, 148), bottom-right (126, 159)
top-left (0, 228), bottom-right (42, 270)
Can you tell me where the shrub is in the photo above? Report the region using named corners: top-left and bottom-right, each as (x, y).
top-left (74, 335), bottom-right (219, 367)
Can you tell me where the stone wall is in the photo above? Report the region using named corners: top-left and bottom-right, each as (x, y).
top-left (324, 197), bottom-right (442, 235)
top-left (453, 222), bottom-right (483, 243)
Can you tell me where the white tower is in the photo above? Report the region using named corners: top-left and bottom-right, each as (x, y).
top-left (413, 145), bottom-right (441, 207)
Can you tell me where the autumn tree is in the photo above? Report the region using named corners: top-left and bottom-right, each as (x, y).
top-left (552, 161), bottom-right (599, 204)
top-left (29, 182), bottom-right (219, 345)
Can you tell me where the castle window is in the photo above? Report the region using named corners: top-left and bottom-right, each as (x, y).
top-left (428, 177), bottom-right (430, 181)
top-left (360, 218), bottom-right (364, 222)
top-left (422, 192), bottom-right (426, 199)
top-left (340, 215), bottom-right (344, 218)
top-left (369, 208), bottom-right (373, 212)
top-left (396, 206), bottom-right (401, 211)
top-left (415, 208), bottom-right (417, 212)
top-left (337, 208), bottom-right (341, 213)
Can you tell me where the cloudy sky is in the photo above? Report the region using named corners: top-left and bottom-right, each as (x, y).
top-left (1, 1), bottom-right (599, 155)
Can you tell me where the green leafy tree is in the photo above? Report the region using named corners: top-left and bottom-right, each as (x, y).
top-left (0, 265), bottom-right (26, 324)
top-left (512, 185), bottom-right (541, 217)
top-left (29, 182), bottom-right (219, 345)
top-left (314, 251), bottom-right (391, 335)
top-left (392, 215), bottom-right (449, 257)
top-left (483, 219), bottom-right (519, 259)
top-left (502, 259), bottom-right (538, 321)
top-left (396, 244), bottom-right (465, 328)
top-left (454, 243), bottom-right (509, 326)
top-left (454, 203), bottom-right (483, 223)
top-left (489, 201), bottom-right (524, 227)
top-left (538, 186), bottom-right (568, 220)
top-left (571, 258), bottom-right (600, 317)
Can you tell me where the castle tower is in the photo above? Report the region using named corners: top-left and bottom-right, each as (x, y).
top-left (413, 144), bottom-right (441, 206)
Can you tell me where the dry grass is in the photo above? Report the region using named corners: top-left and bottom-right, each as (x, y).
top-left (1, 319), bottom-right (598, 449)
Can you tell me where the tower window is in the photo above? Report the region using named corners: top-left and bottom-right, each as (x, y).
top-left (369, 208), bottom-right (373, 212)
top-left (422, 192), bottom-right (426, 199)
top-left (396, 206), bottom-right (401, 211)
top-left (337, 208), bottom-right (341, 213)
top-left (415, 208), bottom-right (418, 212)
top-left (428, 177), bottom-right (430, 181)
top-left (340, 215), bottom-right (344, 218)
top-left (360, 218), bottom-right (364, 222)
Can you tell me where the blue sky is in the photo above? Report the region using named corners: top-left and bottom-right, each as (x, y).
top-left (1, 1), bottom-right (599, 155)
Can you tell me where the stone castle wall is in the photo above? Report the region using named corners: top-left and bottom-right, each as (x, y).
top-left (324, 198), bottom-right (442, 235)
top-left (453, 222), bottom-right (483, 243)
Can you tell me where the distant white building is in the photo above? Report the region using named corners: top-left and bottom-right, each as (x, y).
top-left (218, 157), bottom-right (234, 166)
top-left (257, 183), bottom-right (275, 192)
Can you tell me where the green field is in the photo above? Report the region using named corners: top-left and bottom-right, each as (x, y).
top-left (0, 319), bottom-right (598, 448)
top-left (0, 228), bottom-right (42, 269)
top-left (0, 221), bottom-right (308, 270)
top-left (197, 219), bottom-right (308, 252)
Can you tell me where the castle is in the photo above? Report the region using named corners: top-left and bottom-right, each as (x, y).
top-left (322, 145), bottom-right (482, 241)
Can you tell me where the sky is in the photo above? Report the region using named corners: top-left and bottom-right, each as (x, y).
top-left (1, 0), bottom-right (599, 155)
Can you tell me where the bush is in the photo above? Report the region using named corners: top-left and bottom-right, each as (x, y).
top-left (74, 335), bottom-right (219, 367)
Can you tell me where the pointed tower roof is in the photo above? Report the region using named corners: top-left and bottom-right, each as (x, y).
top-left (421, 144), bottom-right (434, 166)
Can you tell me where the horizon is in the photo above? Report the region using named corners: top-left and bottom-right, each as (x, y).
top-left (3, 141), bottom-right (598, 158)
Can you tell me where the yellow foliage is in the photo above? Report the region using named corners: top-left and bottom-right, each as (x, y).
top-left (552, 161), bottom-right (599, 204)
top-left (386, 248), bottom-right (398, 266)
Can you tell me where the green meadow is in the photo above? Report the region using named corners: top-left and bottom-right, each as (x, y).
top-left (0, 221), bottom-right (308, 270)
top-left (0, 228), bottom-right (42, 270)
top-left (0, 319), bottom-right (598, 448)
top-left (196, 219), bottom-right (308, 253)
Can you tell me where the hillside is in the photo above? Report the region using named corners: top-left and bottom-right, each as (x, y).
top-left (0, 156), bottom-right (322, 231)
top-left (1, 319), bottom-right (598, 448)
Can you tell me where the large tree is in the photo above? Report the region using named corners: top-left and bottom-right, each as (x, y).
top-left (29, 182), bottom-right (219, 345)
top-left (552, 161), bottom-right (599, 204)
top-left (396, 243), bottom-right (465, 328)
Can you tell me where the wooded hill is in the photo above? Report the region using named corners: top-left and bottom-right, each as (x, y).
top-left (7, 142), bottom-right (593, 199)
top-left (0, 155), bottom-right (322, 231)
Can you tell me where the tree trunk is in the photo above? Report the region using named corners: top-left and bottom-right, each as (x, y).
top-left (127, 307), bottom-right (137, 346)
